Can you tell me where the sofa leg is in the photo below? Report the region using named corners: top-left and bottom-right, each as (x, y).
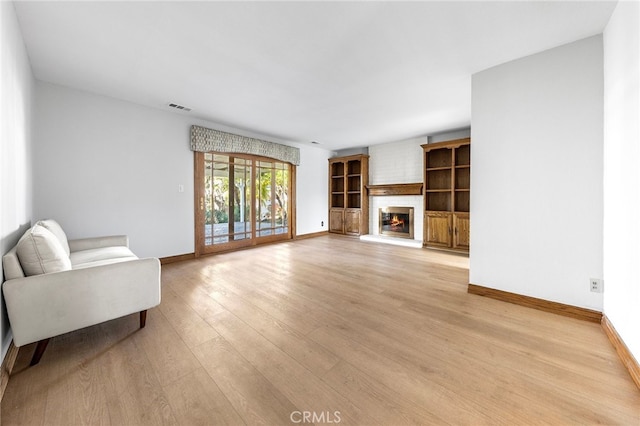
top-left (30, 338), bottom-right (50, 366)
top-left (140, 310), bottom-right (147, 328)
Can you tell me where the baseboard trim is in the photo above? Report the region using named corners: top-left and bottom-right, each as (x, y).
top-left (294, 231), bottom-right (329, 240)
top-left (468, 284), bottom-right (602, 323)
top-left (1, 340), bottom-right (18, 403)
top-left (601, 315), bottom-right (640, 390)
top-left (159, 253), bottom-right (196, 265)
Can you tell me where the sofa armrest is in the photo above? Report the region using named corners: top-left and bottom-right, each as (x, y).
top-left (68, 235), bottom-right (129, 252)
top-left (2, 257), bottom-right (160, 347)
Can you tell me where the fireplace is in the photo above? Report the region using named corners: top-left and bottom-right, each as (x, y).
top-left (379, 207), bottom-right (414, 239)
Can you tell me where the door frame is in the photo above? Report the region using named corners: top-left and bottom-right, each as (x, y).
top-left (194, 151), bottom-right (296, 256)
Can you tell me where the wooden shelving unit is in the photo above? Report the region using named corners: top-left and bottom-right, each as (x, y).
top-left (329, 155), bottom-right (369, 236)
top-left (422, 138), bottom-right (470, 252)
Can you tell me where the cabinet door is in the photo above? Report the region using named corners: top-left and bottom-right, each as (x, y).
top-left (453, 213), bottom-right (470, 251)
top-left (329, 209), bottom-right (344, 234)
top-left (344, 209), bottom-right (361, 235)
top-left (425, 212), bottom-right (452, 248)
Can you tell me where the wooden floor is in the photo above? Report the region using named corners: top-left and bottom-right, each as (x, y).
top-left (2, 235), bottom-right (639, 425)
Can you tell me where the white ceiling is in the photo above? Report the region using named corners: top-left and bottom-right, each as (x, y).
top-left (14, 1), bottom-right (616, 150)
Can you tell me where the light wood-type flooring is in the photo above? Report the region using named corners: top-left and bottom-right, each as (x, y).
top-left (2, 235), bottom-right (639, 425)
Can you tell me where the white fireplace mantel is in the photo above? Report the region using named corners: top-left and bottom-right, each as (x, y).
top-left (368, 194), bottom-right (423, 245)
top-left (360, 234), bottom-right (423, 248)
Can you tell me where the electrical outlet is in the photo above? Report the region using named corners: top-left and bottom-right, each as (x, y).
top-left (321, 221), bottom-right (324, 227)
top-left (590, 278), bottom-right (603, 293)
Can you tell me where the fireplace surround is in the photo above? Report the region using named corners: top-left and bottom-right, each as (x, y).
top-left (378, 207), bottom-right (414, 239)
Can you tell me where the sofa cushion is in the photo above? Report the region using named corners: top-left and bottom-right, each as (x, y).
top-left (16, 225), bottom-right (72, 276)
top-left (71, 257), bottom-right (139, 270)
top-left (70, 246), bottom-right (137, 268)
top-left (2, 246), bottom-right (25, 280)
top-left (37, 219), bottom-right (70, 256)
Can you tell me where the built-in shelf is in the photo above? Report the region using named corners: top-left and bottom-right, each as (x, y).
top-left (422, 138), bottom-right (471, 252)
top-left (366, 183), bottom-right (423, 196)
top-left (329, 155), bottom-right (369, 235)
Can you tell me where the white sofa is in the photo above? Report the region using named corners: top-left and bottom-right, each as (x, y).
top-left (2, 220), bottom-right (161, 365)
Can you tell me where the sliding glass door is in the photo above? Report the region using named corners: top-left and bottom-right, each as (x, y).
top-left (204, 154), bottom-right (252, 247)
top-left (195, 152), bottom-right (294, 255)
top-left (255, 160), bottom-right (289, 239)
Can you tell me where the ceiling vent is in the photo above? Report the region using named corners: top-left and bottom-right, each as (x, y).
top-left (167, 102), bottom-right (192, 112)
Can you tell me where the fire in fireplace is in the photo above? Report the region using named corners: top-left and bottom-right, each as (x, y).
top-left (379, 207), bottom-right (414, 239)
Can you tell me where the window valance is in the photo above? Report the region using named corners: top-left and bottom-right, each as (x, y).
top-left (190, 125), bottom-right (300, 166)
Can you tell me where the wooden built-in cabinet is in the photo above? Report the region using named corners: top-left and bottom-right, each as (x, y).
top-left (328, 155), bottom-right (369, 236)
top-left (422, 138), bottom-right (470, 252)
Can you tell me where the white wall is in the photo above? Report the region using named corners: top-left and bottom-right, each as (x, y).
top-left (368, 137), bottom-right (426, 240)
top-left (0, 2), bottom-right (34, 359)
top-left (429, 128), bottom-right (470, 144)
top-left (470, 36), bottom-right (604, 311)
top-left (34, 82), bottom-right (331, 259)
top-left (296, 145), bottom-right (332, 234)
top-left (603, 1), bottom-right (640, 361)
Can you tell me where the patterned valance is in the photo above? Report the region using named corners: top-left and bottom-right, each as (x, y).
top-left (190, 125), bottom-right (300, 166)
